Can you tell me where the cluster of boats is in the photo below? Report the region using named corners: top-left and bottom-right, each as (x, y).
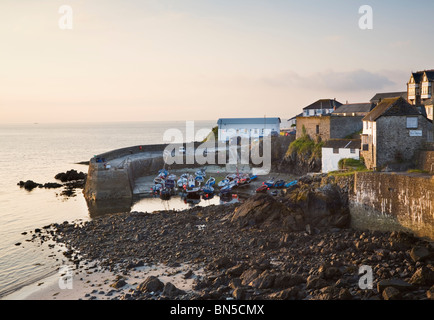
top-left (255, 178), bottom-right (298, 194)
top-left (151, 168), bottom-right (258, 201)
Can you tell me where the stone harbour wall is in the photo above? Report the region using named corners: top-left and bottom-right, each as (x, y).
top-left (352, 172), bottom-right (434, 240)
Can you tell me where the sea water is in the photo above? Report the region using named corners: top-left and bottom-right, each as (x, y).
top-left (0, 121), bottom-right (215, 297)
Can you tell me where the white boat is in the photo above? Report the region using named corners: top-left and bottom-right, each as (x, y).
top-left (186, 186), bottom-right (201, 194)
top-left (218, 179), bottom-right (230, 187)
top-left (195, 169), bottom-right (206, 177)
top-left (177, 177), bottom-right (187, 188)
top-left (187, 175), bottom-right (196, 188)
top-left (195, 175), bottom-right (205, 184)
top-left (206, 177), bottom-right (216, 186)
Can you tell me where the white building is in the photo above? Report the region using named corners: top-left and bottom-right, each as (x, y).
top-left (217, 118), bottom-right (281, 142)
top-left (321, 139), bottom-right (361, 173)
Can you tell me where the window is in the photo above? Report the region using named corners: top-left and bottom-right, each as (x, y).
top-left (350, 149), bottom-right (356, 154)
top-left (406, 117), bottom-right (418, 129)
top-left (333, 148), bottom-right (339, 154)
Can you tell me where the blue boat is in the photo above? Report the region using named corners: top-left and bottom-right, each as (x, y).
top-left (274, 180), bottom-right (285, 188)
top-left (165, 179), bottom-right (176, 189)
top-left (202, 185), bottom-right (214, 194)
top-left (249, 175), bottom-right (258, 181)
top-left (285, 180), bottom-right (298, 188)
top-left (264, 178), bottom-right (275, 188)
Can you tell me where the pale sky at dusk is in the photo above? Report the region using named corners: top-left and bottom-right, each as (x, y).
top-left (1, 0), bottom-right (433, 123)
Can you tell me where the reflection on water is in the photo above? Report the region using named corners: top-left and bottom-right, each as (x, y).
top-left (86, 193), bottom-right (243, 217)
top-left (86, 198), bottom-right (133, 218)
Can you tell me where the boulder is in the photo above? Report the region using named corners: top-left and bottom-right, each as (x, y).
top-left (240, 268), bottom-right (261, 286)
top-left (248, 271), bottom-right (275, 289)
top-left (226, 264), bottom-right (248, 277)
top-left (110, 279), bottom-right (127, 289)
top-left (136, 276), bottom-right (164, 293)
top-left (162, 282), bottom-right (184, 298)
top-left (230, 194), bottom-right (302, 231)
top-left (409, 247), bottom-right (431, 263)
top-left (285, 183), bottom-right (350, 229)
top-left (382, 287), bottom-right (402, 300)
top-left (19, 180), bottom-right (41, 191)
top-left (232, 288), bottom-right (245, 300)
top-left (409, 266), bottom-right (434, 286)
top-left (55, 170), bottom-right (86, 182)
top-left (306, 275), bottom-right (328, 290)
top-left (377, 279), bottom-right (414, 294)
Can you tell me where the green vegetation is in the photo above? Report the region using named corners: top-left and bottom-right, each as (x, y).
top-left (338, 158), bottom-right (366, 171)
top-left (286, 126), bottom-right (323, 159)
top-left (328, 157), bottom-right (368, 177)
top-left (407, 169), bottom-right (429, 174)
top-left (202, 126), bottom-right (218, 142)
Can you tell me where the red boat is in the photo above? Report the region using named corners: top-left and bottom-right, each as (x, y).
top-left (255, 185), bottom-right (269, 193)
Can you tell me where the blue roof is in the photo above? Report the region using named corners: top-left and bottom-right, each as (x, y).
top-left (217, 118), bottom-right (281, 125)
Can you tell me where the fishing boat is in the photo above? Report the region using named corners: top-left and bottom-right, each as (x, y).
top-left (202, 184), bottom-right (214, 194)
top-left (264, 178), bottom-right (275, 188)
top-left (167, 174), bottom-right (177, 181)
top-left (285, 180), bottom-right (298, 188)
top-left (195, 175), bottom-right (205, 184)
top-left (205, 177), bottom-right (216, 186)
top-left (151, 183), bottom-right (163, 194)
top-left (158, 169), bottom-right (169, 178)
top-left (202, 192), bottom-right (214, 200)
top-left (238, 175), bottom-right (250, 185)
top-left (274, 180), bottom-right (285, 188)
top-left (187, 175), bottom-right (196, 188)
top-left (255, 185), bottom-right (269, 193)
top-left (195, 168), bottom-right (206, 177)
top-left (226, 173), bottom-right (237, 181)
top-left (160, 187), bottom-right (172, 200)
top-left (154, 176), bottom-right (164, 184)
top-left (177, 177), bottom-right (187, 188)
top-left (165, 179), bottom-right (176, 190)
top-left (218, 179), bottom-right (230, 188)
top-left (249, 175), bottom-right (258, 181)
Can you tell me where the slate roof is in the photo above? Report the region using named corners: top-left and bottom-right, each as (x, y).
top-left (332, 103), bottom-right (374, 114)
top-left (370, 92), bottom-right (407, 104)
top-left (323, 139), bottom-right (361, 149)
top-left (411, 70), bottom-right (434, 83)
top-left (363, 97), bottom-right (421, 122)
top-left (303, 99), bottom-right (343, 110)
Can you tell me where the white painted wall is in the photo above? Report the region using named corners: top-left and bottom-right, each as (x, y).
top-left (218, 122), bottom-right (280, 141)
top-left (322, 147), bottom-right (360, 173)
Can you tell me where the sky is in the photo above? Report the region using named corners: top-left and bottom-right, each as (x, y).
top-left (0, 0), bottom-right (433, 123)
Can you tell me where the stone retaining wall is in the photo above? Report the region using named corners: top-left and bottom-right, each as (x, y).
top-left (352, 172), bottom-right (434, 240)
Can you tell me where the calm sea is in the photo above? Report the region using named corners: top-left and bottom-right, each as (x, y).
top-left (0, 121), bottom-right (215, 297)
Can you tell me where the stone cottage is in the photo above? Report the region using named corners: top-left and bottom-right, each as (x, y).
top-left (361, 97), bottom-right (433, 170)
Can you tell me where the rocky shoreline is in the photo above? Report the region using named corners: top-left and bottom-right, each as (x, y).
top-left (28, 176), bottom-right (434, 300)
